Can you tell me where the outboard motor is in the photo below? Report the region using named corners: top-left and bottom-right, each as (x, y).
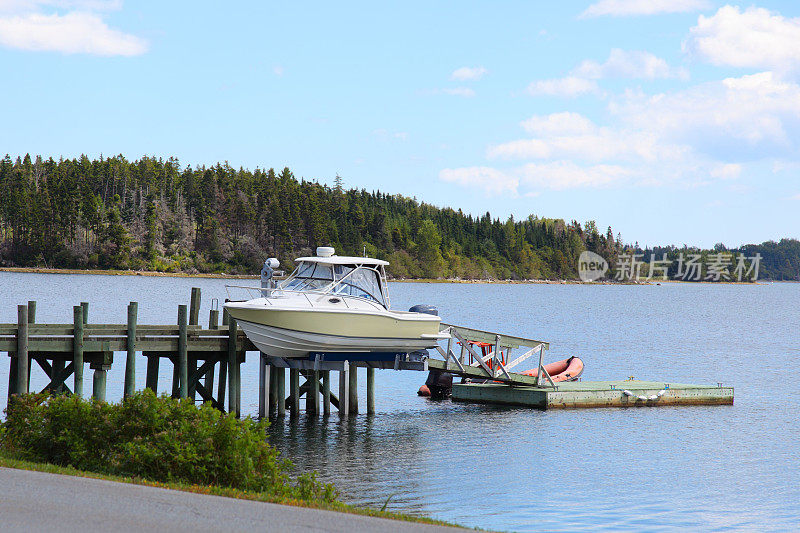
top-left (408, 304), bottom-right (438, 316)
top-left (410, 304), bottom-right (452, 399)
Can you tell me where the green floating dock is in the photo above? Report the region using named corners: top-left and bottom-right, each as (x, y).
top-left (451, 380), bottom-right (733, 409)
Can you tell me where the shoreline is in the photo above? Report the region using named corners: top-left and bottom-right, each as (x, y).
top-left (0, 455), bottom-right (467, 530)
top-left (0, 266), bottom-right (773, 284)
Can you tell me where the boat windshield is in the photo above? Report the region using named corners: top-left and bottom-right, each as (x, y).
top-left (281, 262), bottom-right (387, 307)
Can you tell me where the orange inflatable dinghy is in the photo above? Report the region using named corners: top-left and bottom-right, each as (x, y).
top-left (521, 356), bottom-right (584, 382)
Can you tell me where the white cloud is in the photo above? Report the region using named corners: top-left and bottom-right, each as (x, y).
top-left (524, 49), bottom-right (683, 99)
top-left (709, 163), bottom-right (741, 179)
top-left (521, 112), bottom-right (595, 136)
top-left (272, 65), bottom-right (284, 76)
top-left (436, 87), bottom-right (476, 97)
top-left (489, 117), bottom-right (688, 164)
top-left (519, 161), bottom-right (632, 189)
top-left (450, 66), bottom-right (487, 81)
top-left (439, 167), bottom-right (519, 196)
top-left (581, 0), bottom-right (710, 18)
top-left (373, 129), bottom-right (408, 141)
top-left (611, 71), bottom-right (800, 158)
top-left (790, 193), bottom-right (800, 200)
top-left (0, 2), bottom-right (146, 56)
top-left (574, 49), bottom-right (688, 80)
top-left (0, 1), bottom-right (122, 12)
top-left (684, 6), bottom-right (800, 72)
top-left (526, 76), bottom-right (598, 97)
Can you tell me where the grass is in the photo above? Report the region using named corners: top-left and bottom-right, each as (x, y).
top-left (0, 392), bottom-right (468, 529)
top-left (0, 446), bottom-right (464, 529)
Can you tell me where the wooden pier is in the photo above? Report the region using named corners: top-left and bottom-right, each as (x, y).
top-left (1, 288), bottom-right (401, 418)
top-left (1, 287), bottom-right (733, 416)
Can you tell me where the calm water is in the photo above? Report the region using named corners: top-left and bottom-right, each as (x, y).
top-left (1, 272), bottom-right (799, 531)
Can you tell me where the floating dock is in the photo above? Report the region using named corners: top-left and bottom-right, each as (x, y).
top-left (451, 380), bottom-right (734, 409)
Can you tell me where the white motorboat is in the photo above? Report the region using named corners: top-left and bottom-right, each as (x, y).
top-left (223, 247), bottom-right (447, 358)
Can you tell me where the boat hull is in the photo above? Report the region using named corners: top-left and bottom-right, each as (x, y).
top-left (236, 319), bottom-right (443, 358)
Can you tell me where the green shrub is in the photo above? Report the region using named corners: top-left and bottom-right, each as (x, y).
top-left (0, 391), bottom-right (335, 503)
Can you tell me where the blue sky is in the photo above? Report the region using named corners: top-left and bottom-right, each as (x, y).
top-left (2, 1), bottom-right (800, 248)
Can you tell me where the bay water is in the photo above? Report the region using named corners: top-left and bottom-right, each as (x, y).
top-left (1, 272), bottom-right (798, 531)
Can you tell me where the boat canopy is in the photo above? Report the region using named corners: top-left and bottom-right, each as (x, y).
top-left (280, 259), bottom-right (390, 307)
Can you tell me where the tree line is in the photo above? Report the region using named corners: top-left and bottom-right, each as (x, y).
top-left (0, 154), bottom-right (797, 281)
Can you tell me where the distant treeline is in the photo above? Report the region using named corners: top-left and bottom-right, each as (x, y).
top-left (0, 154), bottom-right (797, 281)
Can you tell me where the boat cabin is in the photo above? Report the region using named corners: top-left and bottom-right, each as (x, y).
top-left (279, 248), bottom-right (391, 308)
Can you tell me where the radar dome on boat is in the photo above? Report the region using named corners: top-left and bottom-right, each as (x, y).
top-left (316, 246), bottom-right (335, 257)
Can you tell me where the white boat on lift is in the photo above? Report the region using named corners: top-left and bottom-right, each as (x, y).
top-left (223, 247), bottom-right (447, 358)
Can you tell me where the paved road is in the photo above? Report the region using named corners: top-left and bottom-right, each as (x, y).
top-left (0, 467), bottom-right (467, 532)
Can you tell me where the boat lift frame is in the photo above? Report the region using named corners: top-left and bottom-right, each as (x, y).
top-left (431, 323), bottom-right (556, 388)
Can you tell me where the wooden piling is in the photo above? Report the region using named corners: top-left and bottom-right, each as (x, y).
top-left (15, 305), bottom-right (29, 395)
top-left (145, 353), bottom-right (159, 392)
top-left (206, 309), bottom-right (219, 392)
top-left (178, 305), bottom-right (188, 399)
top-left (92, 368), bottom-right (107, 401)
top-left (124, 302), bottom-right (137, 398)
top-left (367, 367), bottom-right (375, 414)
top-left (217, 358), bottom-right (227, 408)
top-left (348, 362), bottom-right (358, 414)
top-left (81, 302), bottom-right (88, 325)
top-left (308, 370), bottom-right (320, 415)
top-left (338, 362), bottom-right (349, 416)
top-left (268, 363), bottom-right (278, 416)
top-left (189, 287), bottom-right (201, 326)
top-left (73, 305), bottom-right (84, 397)
top-left (322, 370), bottom-right (331, 415)
top-left (27, 301), bottom-right (36, 323)
top-left (7, 355), bottom-right (17, 400)
top-left (275, 367), bottom-right (285, 417)
top-left (258, 355), bottom-right (270, 419)
top-left (226, 310), bottom-right (238, 416)
top-left (289, 368), bottom-right (300, 417)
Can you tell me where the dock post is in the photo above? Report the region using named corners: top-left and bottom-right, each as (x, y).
top-left (322, 371), bottom-right (331, 415)
top-left (226, 310), bottom-right (238, 416)
top-left (258, 354), bottom-right (270, 419)
top-left (81, 302), bottom-right (88, 325)
top-left (338, 362), bottom-right (349, 416)
top-left (206, 309), bottom-right (219, 392)
top-left (189, 287), bottom-right (201, 326)
top-left (124, 302), bottom-right (138, 398)
top-left (217, 357), bottom-right (227, 408)
top-left (348, 362), bottom-right (358, 414)
top-left (289, 368), bottom-right (300, 417)
top-left (268, 362), bottom-right (278, 416)
top-left (275, 367), bottom-right (285, 417)
top-left (235, 352), bottom-right (243, 416)
top-left (178, 305), bottom-right (188, 399)
top-left (15, 304), bottom-right (29, 395)
top-left (308, 370), bottom-right (319, 415)
top-left (27, 300), bottom-right (36, 323)
top-left (367, 367), bottom-right (375, 414)
top-left (73, 306), bottom-right (84, 397)
top-left (92, 368), bottom-right (107, 401)
top-left (7, 356), bottom-right (17, 400)
top-left (145, 353), bottom-right (159, 392)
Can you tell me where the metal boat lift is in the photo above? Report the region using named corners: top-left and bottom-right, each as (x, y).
top-left (254, 321), bottom-right (558, 418)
